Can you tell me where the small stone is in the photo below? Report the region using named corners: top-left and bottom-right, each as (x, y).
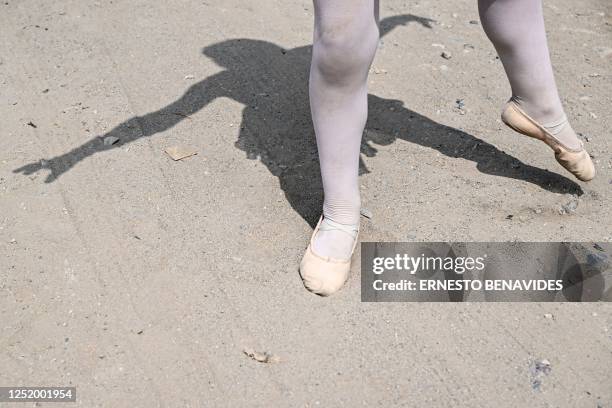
top-left (103, 136), bottom-right (119, 146)
top-left (536, 359), bottom-right (551, 372)
top-left (243, 348), bottom-right (281, 364)
top-left (360, 207), bottom-right (373, 219)
top-left (164, 145), bottom-right (198, 161)
top-left (559, 199), bottom-right (579, 214)
top-left (530, 358), bottom-right (552, 390)
top-left (441, 51), bottom-right (452, 60)
top-left (532, 358), bottom-right (552, 374)
top-left (184, 74), bottom-right (195, 79)
top-left (543, 313), bottom-right (554, 319)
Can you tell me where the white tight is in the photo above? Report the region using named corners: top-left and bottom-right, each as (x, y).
top-left (310, 0), bottom-right (580, 258)
top-left (310, 0), bottom-right (381, 228)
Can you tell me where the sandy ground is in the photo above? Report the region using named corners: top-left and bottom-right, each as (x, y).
top-left (1, 0), bottom-right (611, 406)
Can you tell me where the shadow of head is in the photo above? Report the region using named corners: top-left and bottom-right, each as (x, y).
top-left (379, 14), bottom-right (436, 32)
top-left (203, 39), bottom-right (292, 70)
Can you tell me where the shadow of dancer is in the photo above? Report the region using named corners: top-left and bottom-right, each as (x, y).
top-left (14, 14), bottom-right (582, 227)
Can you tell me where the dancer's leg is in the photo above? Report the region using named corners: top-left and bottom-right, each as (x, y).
top-left (479, 0), bottom-right (582, 150)
top-left (310, 0), bottom-right (380, 258)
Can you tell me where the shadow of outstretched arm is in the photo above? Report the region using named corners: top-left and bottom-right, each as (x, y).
top-left (14, 71), bottom-right (230, 183)
top-left (364, 95), bottom-right (583, 195)
top-left (14, 13), bottom-right (432, 184)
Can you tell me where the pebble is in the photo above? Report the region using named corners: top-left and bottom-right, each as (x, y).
top-left (536, 359), bottom-right (551, 372)
top-left (441, 51), bottom-right (452, 60)
top-left (360, 207), bottom-right (373, 219)
top-left (559, 199), bottom-right (579, 214)
top-left (243, 348), bottom-right (280, 364)
top-left (103, 136), bottom-right (120, 146)
top-left (530, 358), bottom-right (552, 390)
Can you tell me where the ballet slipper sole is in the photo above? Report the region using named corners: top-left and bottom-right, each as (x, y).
top-left (501, 101), bottom-right (595, 182)
top-left (299, 216), bottom-right (359, 297)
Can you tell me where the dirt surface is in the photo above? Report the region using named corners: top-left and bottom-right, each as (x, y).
top-left (1, 0), bottom-right (611, 406)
